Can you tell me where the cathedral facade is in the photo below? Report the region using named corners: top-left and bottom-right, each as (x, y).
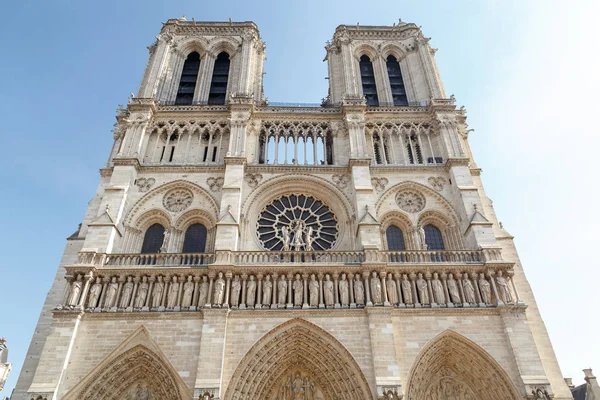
top-left (14, 18), bottom-right (573, 400)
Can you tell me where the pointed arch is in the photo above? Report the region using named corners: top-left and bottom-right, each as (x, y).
top-left (224, 318), bottom-right (372, 400)
top-left (406, 330), bottom-right (522, 400)
top-left (63, 326), bottom-right (192, 400)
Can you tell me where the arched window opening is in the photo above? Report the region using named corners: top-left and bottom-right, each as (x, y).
top-left (175, 52), bottom-right (201, 105)
top-left (182, 223), bottom-right (207, 253)
top-left (208, 52), bottom-right (230, 105)
top-left (258, 133), bottom-right (267, 164)
top-left (406, 135), bottom-right (423, 164)
top-left (325, 133), bottom-right (333, 165)
top-left (374, 139), bottom-right (383, 165)
top-left (141, 223), bottom-right (165, 254)
top-left (306, 135), bottom-right (315, 165)
top-left (386, 55), bottom-right (408, 106)
top-left (386, 226), bottom-right (405, 250)
top-left (424, 224), bottom-right (445, 250)
top-left (359, 55), bottom-right (379, 106)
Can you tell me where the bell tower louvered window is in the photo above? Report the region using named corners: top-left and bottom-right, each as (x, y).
top-left (208, 52), bottom-right (230, 105)
top-left (182, 223), bottom-right (207, 253)
top-left (141, 223), bottom-right (165, 254)
top-left (175, 52), bottom-right (201, 105)
top-left (359, 55), bottom-right (379, 106)
top-left (386, 55), bottom-right (408, 106)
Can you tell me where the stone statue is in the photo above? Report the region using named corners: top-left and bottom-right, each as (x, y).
top-left (431, 272), bottom-right (445, 304)
top-left (230, 275), bottom-right (241, 307)
top-left (370, 271), bottom-right (382, 304)
top-left (447, 273), bottom-right (461, 304)
top-left (262, 275), bottom-right (273, 306)
top-left (87, 277), bottom-right (102, 308)
top-left (151, 276), bottom-right (164, 308)
top-left (309, 274), bottom-right (319, 306)
top-left (134, 276), bottom-right (149, 309)
top-left (281, 226), bottom-right (291, 251)
top-left (246, 275), bottom-right (256, 307)
top-left (293, 274), bottom-right (303, 306)
top-left (323, 274), bottom-right (334, 306)
top-left (105, 276), bottom-right (119, 308)
top-left (167, 276), bottom-right (179, 308)
top-left (68, 274), bottom-right (83, 306)
top-left (182, 275), bottom-right (194, 308)
top-left (386, 273), bottom-right (398, 305)
top-left (305, 226), bottom-right (314, 251)
top-left (120, 276), bottom-right (134, 308)
top-left (416, 273), bottom-right (429, 305)
top-left (495, 271), bottom-right (512, 303)
top-left (292, 223), bottom-right (304, 251)
top-left (198, 276), bottom-right (209, 307)
top-left (401, 274), bottom-right (413, 304)
top-left (339, 273), bottom-right (349, 306)
top-left (213, 272), bottom-right (226, 306)
top-left (277, 275), bottom-right (288, 304)
top-left (161, 228), bottom-right (171, 252)
top-left (478, 273), bottom-right (492, 304)
top-left (354, 275), bottom-right (365, 305)
top-left (463, 273), bottom-right (476, 304)
top-left (419, 225), bottom-right (427, 249)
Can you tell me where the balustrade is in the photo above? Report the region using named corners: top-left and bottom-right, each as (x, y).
top-left (57, 265), bottom-right (521, 314)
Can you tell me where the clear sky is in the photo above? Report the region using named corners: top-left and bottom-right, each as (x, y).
top-left (1, 0), bottom-right (598, 396)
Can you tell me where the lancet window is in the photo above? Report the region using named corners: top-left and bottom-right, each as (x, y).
top-left (385, 225), bottom-right (405, 250)
top-left (182, 223), bottom-right (207, 253)
top-left (386, 55), bottom-right (408, 106)
top-left (366, 122), bottom-right (443, 166)
top-left (359, 55), bottom-right (379, 106)
top-left (174, 52), bottom-right (201, 105)
top-left (258, 121), bottom-right (333, 165)
top-left (141, 223), bottom-right (165, 254)
top-left (143, 120), bottom-right (229, 165)
top-left (424, 224), bottom-right (445, 250)
top-left (208, 52), bottom-right (230, 105)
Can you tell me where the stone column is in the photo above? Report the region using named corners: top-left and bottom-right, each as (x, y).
top-left (77, 274), bottom-right (94, 309)
top-left (98, 277), bottom-right (109, 310)
top-left (191, 276), bottom-right (200, 311)
top-left (441, 273), bottom-right (452, 307)
top-left (240, 274), bottom-right (248, 309)
top-left (271, 273), bottom-right (278, 310)
top-left (348, 273), bottom-right (356, 308)
top-left (317, 273), bottom-right (324, 308)
top-left (471, 272), bottom-right (485, 307)
top-left (488, 270), bottom-right (503, 306)
top-left (206, 273), bottom-right (215, 308)
top-left (381, 272), bottom-right (390, 307)
top-left (394, 273), bottom-right (404, 308)
top-left (145, 277), bottom-right (154, 310)
top-left (425, 273), bottom-right (436, 307)
top-left (128, 277), bottom-right (140, 311)
top-left (114, 276), bottom-right (125, 311)
top-left (507, 270), bottom-right (523, 304)
top-left (410, 273), bottom-right (420, 307)
top-left (160, 276), bottom-right (169, 311)
top-left (363, 271), bottom-right (373, 307)
top-left (224, 272), bottom-right (232, 308)
top-left (333, 273), bottom-right (340, 308)
top-left (256, 273), bottom-right (263, 309)
top-left (286, 273), bottom-right (293, 309)
top-left (302, 273), bottom-right (309, 309)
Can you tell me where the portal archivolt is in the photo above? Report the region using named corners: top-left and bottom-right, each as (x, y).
top-left (224, 318), bottom-right (372, 400)
top-left (406, 330), bottom-right (522, 400)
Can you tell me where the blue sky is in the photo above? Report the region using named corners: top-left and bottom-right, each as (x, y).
top-left (1, 0), bottom-right (599, 395)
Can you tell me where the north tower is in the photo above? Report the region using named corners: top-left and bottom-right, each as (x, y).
top-left (14, 17), bottom-right (572, 400)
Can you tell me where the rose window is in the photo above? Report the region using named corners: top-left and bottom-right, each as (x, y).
top-left (163, 188), bottom-right (193, 212)
top-left (395, 189), bottom-right (426, 213)
top-left (257, 194), bottom-right (338, 251)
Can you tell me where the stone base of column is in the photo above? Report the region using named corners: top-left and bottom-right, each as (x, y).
top-left (334, 303), bottom-right (341, 309)
top-left (302, 303), bottom-right (309, 309)
top-left (319, 303), bottom-right (325, 309)
top-left (126, 306), bottom-right (133, 312)
top-left (189, 306), bottom-right (197, 311)
top-left (350, 303), bottom-right (356, 308)
top-left (255, 303), bottom-right (262, 309)
top-left (204, 304), bottom-right (212, 309)
top-left (367, 301), bottom-right (373, 307)
top-left (384, 301), bottom-right (391, 307)
top-left (239, 304), bottom-right (246, 310)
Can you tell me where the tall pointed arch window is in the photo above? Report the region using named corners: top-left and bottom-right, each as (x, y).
top-left (359, 55), bottom-right (379, 106)
top-left (141, 223), bottom-right (165, 253)
top-left (175, 52), bottom-right (201, 105)
top-left (208, 52), bottom-right (230, 105)
top-left (386, 226), bottom-right (405, 250)
top-left (386, 55), bottom-right (408, 106)
top-left (424, 224), bottom-right (445, 250)
top-left (182, 223), bottom-right (207, 253)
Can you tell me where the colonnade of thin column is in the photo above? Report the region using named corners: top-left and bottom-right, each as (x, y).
top-left (369, 129), bottom-right (439, 166)
top-left (146, 130), bottom-right (224, 165)
top-left (260, 132), bottom-right (328, 166)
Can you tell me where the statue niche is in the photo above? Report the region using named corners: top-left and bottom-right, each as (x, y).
top-left (273, 370), bottom-right (325, 400)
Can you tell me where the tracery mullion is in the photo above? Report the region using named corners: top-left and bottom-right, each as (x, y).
top-left (398, 128), bottom-right (409, 166)
top-left (416, 130), bottom-right (426, 164)
top-left (387, 129), bottom-right (396, 165)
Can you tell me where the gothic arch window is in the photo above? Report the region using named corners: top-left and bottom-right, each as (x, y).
top-left (175, 52), bottom-right (201, 105)
top-left (359, 55), bottom-right (379, 106)
top-left (386, 225), bottom-right (405, 250)
top-left (182, 223), bottom-right (207, 253)
top-left (386, 55), bottom-right (408, 106)
top-left (424, 224), bottom-right (445, 250)
top-left (141, 223), bottom-right (165, 253)
top-left (208, 52), bottom-right (230, 105)
top-left (406, 134), bottom-right (423, 164)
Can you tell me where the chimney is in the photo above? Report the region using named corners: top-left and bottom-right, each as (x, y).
top-left (564, 377), bottom-right (575, 389)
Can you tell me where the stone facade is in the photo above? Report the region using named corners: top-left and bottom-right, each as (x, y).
top-left (13, 17), bottom-right (573, 400)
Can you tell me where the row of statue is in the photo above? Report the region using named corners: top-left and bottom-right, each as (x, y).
top-left (60, 269), bottom-right (516, 312)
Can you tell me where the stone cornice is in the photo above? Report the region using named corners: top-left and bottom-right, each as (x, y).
top-left (444, 157), bottom-right (470, 170)
top-left (127, 98), bottom-right (157, 113)
top-left (369, 164), bottom-right (446, 173)
top-left (245, 164), bottom-right (349, 174)
top-left (164, 20), bottom-right (261, 38)
top-left (224, 156), bottom-right (247, 165)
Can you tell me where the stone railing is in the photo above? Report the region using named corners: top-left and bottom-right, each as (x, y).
top-left (57, 264), bottom-right (521, 314)
top-left (229, 250), bottom-right (364, 265)
top-left (77, 252), bottom-right (214, 267)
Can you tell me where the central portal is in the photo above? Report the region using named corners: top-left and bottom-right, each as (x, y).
top-left (273, 370), bottom-right (325, 400)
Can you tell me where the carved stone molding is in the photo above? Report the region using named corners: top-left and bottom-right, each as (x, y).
top-left (372, 177), bottom-right (389, 192)
top-left (135, 177), bottom-right (155, 192)
top-left (428, 176), bottom-right (446, 191)
top-left (332, 173), bottom-right (351, 189)
top-left (163, 188), bottom-right (193, 212)
top-left (207, 177), bottom-right (224, 192)
top-left (395, 189), bottom-right (426, 213)
top-left (244, 172), bottom-right (263, 188)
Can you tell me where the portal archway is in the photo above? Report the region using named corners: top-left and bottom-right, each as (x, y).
top-left (406, 330), bottom-right (522, 400)
top-left (224, 318), bottom-right (372, 400)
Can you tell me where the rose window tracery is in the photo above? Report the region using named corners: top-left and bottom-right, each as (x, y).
top-left (163, 189), bottom-right (193, 212)
top-left (395, 189), bottom-right (426, 213)
top-left (257, 194), bottom-right (338, 251)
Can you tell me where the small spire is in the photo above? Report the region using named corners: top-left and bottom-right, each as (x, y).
top-left (499, 222), bottom-right (504, 229)
top-left (229, 17), bottom-right (233, 25)
top-left (473, 204), bottom-right (478, 212)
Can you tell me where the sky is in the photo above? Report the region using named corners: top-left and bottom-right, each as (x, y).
top-left (0, 0), bottom-right (599, 396)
